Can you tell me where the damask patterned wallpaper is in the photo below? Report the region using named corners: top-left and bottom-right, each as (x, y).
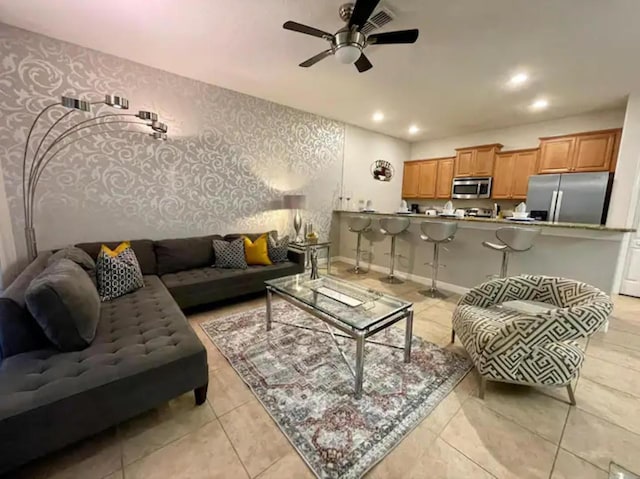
top-left (0, 24), bottom-right (344, 264)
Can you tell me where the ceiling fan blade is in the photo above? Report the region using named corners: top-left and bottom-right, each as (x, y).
top-left (283, 21), bottom-right (333, 40)
top-left (368, 29), bottom-right (420, 45)
top-left (299, 49), bottom-right (334, 67)
top-left (354, 53), bottom-right (373, 73)
top-left (348, 0), bottom-right (380, 29)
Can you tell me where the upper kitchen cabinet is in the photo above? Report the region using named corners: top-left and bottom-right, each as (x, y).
top-left (454, 143), bottom-right (503, 177)
top-left (538, 129), bottom-right (621, 174)
top-left (454, 150), bottom-right (474, 177)
top-left (417, 160), bottom-right (438, 198)
top-left (436, 157), bottom-right (455, 198)
top-left (402, 161), bottom-right (421, 198)
top-left (538, 136), bottom-right (575, 173)
top-left (402, 157), bottom-right (455, 199)
top-left (573, 130), bottom-right (618, 172)
top-left (512, 149), bottom-right (539, 198)
top-left (493, 149), bottom-right (539, 199)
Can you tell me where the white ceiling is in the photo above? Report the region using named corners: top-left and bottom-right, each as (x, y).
top-left (0, 0), bottom-right (638, 141)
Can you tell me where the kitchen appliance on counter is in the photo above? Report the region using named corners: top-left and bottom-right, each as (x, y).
top-left (466, 207), bottom-right (493, 218)
top-left (526, 172), bottom-right (614, 224)
top-left (452, 177), bottom-right (492, 199)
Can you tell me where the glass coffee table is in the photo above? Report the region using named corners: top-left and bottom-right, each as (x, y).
top-left (265, 274), bottom-right (414, 399)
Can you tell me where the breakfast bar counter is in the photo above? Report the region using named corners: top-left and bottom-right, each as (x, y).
top-left (331, 210), bottom-right (634, 293)
top-left (333, 210), bottom-right (635, 233)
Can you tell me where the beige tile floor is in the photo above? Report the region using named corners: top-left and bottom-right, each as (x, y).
top-left (12, 261), bottom-right (640, 479)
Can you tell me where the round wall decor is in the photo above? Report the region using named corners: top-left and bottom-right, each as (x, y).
top-left (371, 160), bottom-right (394, 182)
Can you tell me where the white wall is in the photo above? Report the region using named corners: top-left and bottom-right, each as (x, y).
top-left (342, 125), bottom-right (410, 213)
top-left (410, 108), bottom-right (626, 159)
top-left (608, 94), bottom-right (640, 228)
top-left (0, 161), bottom-right (17, 288)
top-left (609, 93), bottom-right (640, 294)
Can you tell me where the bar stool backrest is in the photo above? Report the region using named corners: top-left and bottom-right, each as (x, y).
top-left (380, 217), bottom-right (411, 235)
top-left (420, 221), bottom-right (458, 242)
top-left (348, 216), bottom-right (372, 233)
top-left (496, 227), bottom-right (541, 252)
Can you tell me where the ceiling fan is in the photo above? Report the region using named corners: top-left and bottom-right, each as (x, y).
top-left (283, 0), bottom-right (419, 73)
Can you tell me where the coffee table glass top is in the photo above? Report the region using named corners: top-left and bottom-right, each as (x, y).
top-left (265, 274), bottom-right (411, 330)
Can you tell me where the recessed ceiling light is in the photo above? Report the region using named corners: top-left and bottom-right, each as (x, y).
top-left (408, 125), bottom-right (419, 134)
top-left (509, 72), bottom-right (528, 86)
top-left (372, 111), bottom-right (384, 122)
top-left (531, 98), bottom-right (549, 110)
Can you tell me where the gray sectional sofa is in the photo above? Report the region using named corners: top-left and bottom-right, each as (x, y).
top-left (0, 233), bottom-right (304, 474)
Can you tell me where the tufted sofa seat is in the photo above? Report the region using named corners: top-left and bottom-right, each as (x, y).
top-left (163, 262), bottom-right (302, 308)
top-left (0, 276), bottom-right (208, 473)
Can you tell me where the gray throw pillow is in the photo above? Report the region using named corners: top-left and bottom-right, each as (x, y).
top-left (212, 238), bottom-right (247, 269)
top-left (49, 246), bottom-right (97, 284)
top-left (25, 259), bottom-right (100, 351)
top-left (268, 234), bottom-right (289, 263)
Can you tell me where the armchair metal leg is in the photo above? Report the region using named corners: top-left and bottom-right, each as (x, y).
top-left (478, 376), bottom-right (486, 399)
top-left (451, 328), bottom-right (455, 343)
top-left (566, 383), bottom-right (576, 406)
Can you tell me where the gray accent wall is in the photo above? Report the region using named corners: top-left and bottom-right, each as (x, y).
top-left (0, 24), bottom-right (344, 266)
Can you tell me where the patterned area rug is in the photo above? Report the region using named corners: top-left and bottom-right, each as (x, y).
top-left (201, 302), bottom-right (472, 479)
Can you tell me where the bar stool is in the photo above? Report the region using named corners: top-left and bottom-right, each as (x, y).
top-left (483, 227), bottom-right (541, 278)
top-left (419, 221), bottom-right (458, 298)
top-left (379, 217), bottom-right (411, 284)
top-left (347, 216), bottom-right (372, 274)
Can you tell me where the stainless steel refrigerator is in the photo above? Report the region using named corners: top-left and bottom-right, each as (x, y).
top-left (526, 172), bottom-right (614, 224)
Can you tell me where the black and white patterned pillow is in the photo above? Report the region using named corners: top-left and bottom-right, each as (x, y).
top-left (212, 238), bottom-right (247, 269)
top-left (268, 234), bottom-right (289, 263)
top-left (96, 242), bottom-right (144, 301)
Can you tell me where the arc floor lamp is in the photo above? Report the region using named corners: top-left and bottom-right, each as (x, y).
top-left (22, 94), bottom-right (168, 261)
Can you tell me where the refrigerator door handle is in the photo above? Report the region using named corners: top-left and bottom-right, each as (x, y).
top-left (549, 190), bottom-right (558, 223)
top-left (555, 190), bottom-right (564, 222)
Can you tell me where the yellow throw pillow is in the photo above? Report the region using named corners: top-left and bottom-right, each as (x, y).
top-left (243, 234), bottom-right (272, 266)
top-left (100, 241), bottom-right (131, 257)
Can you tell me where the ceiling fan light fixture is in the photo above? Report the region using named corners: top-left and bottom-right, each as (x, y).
top-left (335, 44), bottom-right (361, 64)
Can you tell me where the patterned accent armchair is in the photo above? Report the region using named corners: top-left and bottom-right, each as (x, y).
top-left (452, 275), bottom-right (613, 404)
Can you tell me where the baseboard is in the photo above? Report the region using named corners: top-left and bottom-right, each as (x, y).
top-left (331, 256), bottom-right (470, 296)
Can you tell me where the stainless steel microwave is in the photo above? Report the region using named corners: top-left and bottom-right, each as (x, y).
top-left (451, 177), bottom-right (492, 199)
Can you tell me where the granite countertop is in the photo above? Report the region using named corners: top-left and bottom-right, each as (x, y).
top-left (334, 210), bottom-right (635, 233)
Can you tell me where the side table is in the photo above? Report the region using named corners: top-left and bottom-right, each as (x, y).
top-left (289, 241), bottom-right (331, 274)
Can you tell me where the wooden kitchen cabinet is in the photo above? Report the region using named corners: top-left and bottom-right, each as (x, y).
top-left (475, 145), bottom-right (499, 176)
top-left (492, 149), bottom-right (538, 199)
top-left (402, 161), bottom-right (421, 198)
top-left (538, 137), bottom-right (574, 173)
top-left (512, 150), bottom-right (539, 198)
top-left (454, 150), bottom-right (474, 177)
top-left (573, 131), bottom-right (616, 172)
top-left (402, 157), bottom-right (455, 199)
top-left (436, 157), bottom-right (455, 198)
top-left (454, 143), bottom-right (503, 177)
top-left (492, 153), bottom-right (515, 199)
top-left (538, 129), bottom-right (620, 174)
top-left (417, 161), bottom-right (438, 198)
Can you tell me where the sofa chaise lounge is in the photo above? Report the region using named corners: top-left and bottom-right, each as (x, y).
top-left (0, 233), bottom-right (304, 473)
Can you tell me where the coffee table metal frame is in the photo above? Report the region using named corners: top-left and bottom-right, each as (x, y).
top-left (265, 283), bottom-right (414, 400)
